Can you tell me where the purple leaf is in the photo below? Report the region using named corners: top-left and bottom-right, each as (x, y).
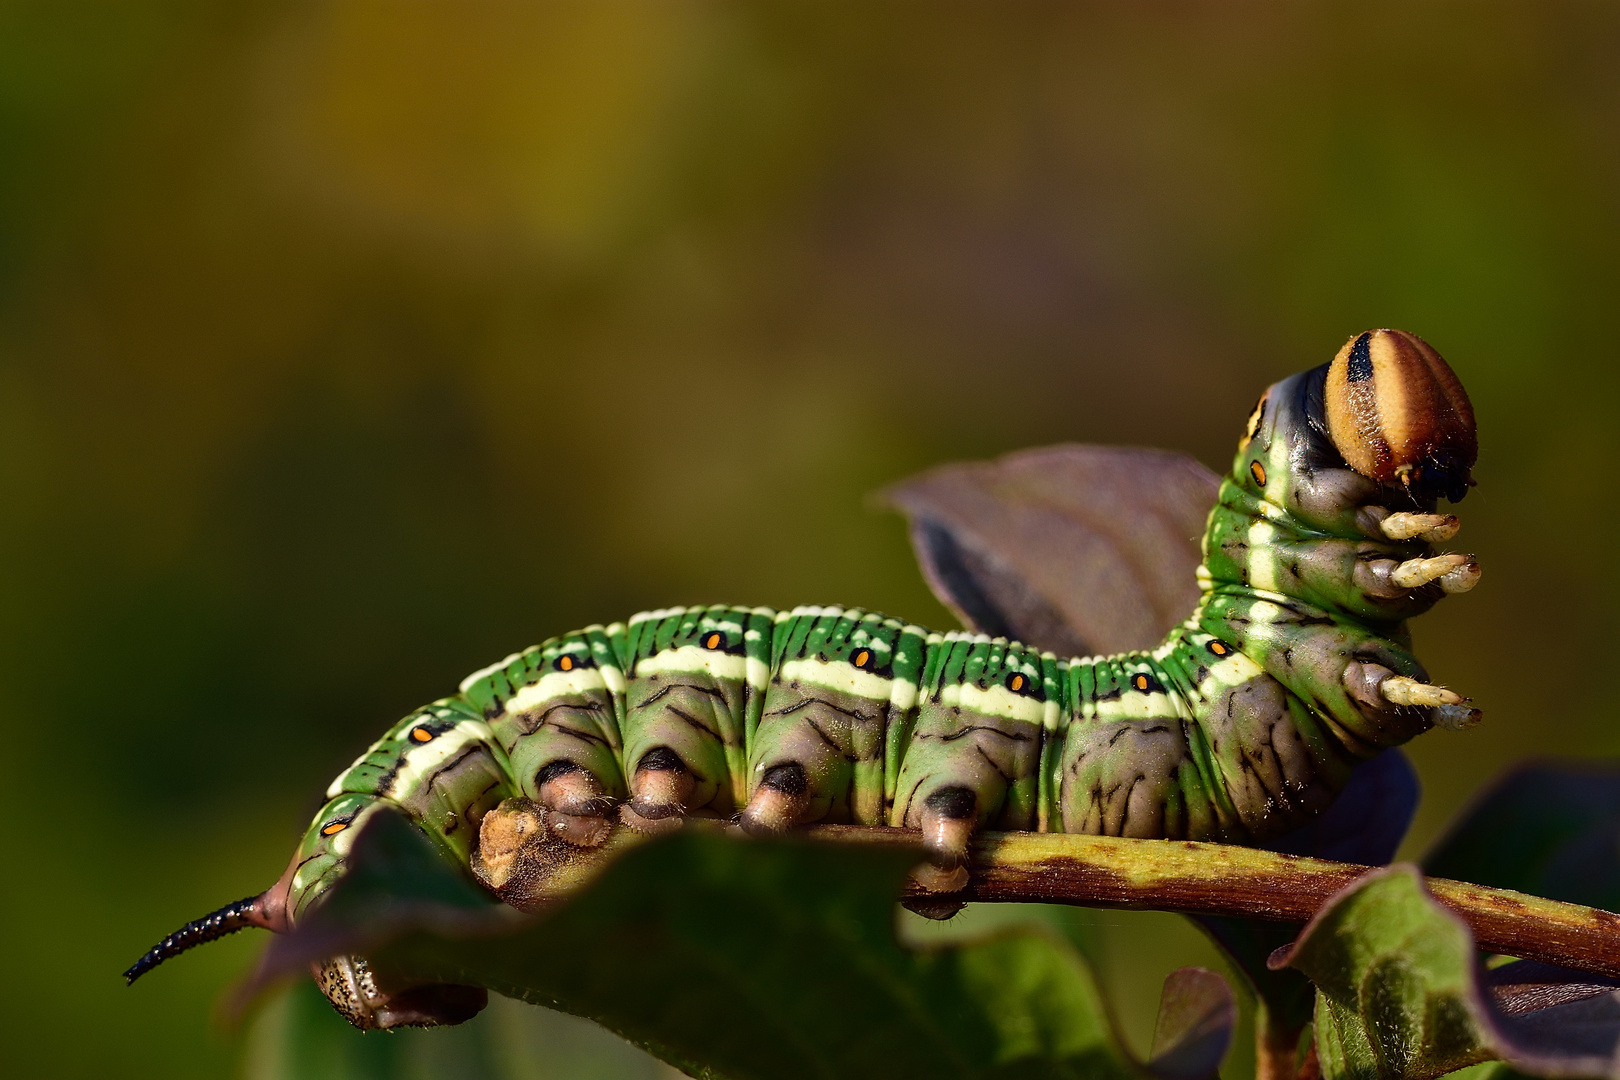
top-left (880, 445), bottom-right (1218, 655)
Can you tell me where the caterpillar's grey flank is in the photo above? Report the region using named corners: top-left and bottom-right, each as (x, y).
top-left (126, 329), bottom-right (1482, 1030)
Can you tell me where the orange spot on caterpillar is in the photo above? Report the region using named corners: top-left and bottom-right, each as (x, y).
top-left (1133, 674), bottom-right (1150, 692)
top-left (1008, 673), bottom-right (1025, 692)
top-left (853, 649), bottom-right (871, 668)
top-left (703, 632), bottom-right (723, 650)
top-left (321, 821), bottom-right (348, 836)
top-left (410, 726), bottom-right (434, 743)
top-left (1249, 460), bottom-right (1267, 486)
top-left (556, 655), bottom-right (575, 672)
top-left (1207, 640), bottom-right (1231, 657)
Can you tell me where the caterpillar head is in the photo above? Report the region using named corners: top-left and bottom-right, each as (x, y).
top-left (1324, 329), bottom-right (1476, 504)
top-left (1236, 329), bottom-right (1478, 534)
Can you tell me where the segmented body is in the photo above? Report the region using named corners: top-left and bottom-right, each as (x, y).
top-left (285, 368), bottom-right (1438, 925)
top-left (124, 332), bottom-right (1483, 1035)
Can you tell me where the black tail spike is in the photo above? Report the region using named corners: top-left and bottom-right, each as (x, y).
top-left (123, 894), bottom-right (264, 985)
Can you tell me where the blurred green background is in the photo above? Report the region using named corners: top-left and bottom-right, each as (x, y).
top-left (4, 1), bottom-right (1617, 1076)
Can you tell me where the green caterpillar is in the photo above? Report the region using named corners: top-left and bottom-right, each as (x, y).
top-left (126, 329), bottom-right (1482, 1030)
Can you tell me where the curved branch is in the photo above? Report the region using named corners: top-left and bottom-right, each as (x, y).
top-left (806, 825), bottom-right (1620, 979)
top-left (492, 819), bottom-right (1620, 979)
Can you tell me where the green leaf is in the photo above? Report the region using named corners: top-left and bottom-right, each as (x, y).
top-left (1424, 761), bottom-right (1620, 912)
top-left (1273, 865), bottom-right (1620, 1080)
top-left (258, 809), bottom-right (1233, 1080)
top-left (1191, 749), bottom-right (1420, 1068)
top-left (242, 978), bottom-right (681, 1080)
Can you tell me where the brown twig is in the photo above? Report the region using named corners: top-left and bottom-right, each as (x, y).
top-left (499, 820), bottom-right (1620, 979)
top-left (806, 825), bottom-right (1620, 979)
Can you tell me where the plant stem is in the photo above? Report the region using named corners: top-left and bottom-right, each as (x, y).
top-left (1253, 1009), bottom-right (1305, 1080)
top-left (805, 825), bottom-right (1620, 979)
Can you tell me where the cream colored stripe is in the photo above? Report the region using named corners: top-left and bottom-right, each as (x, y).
top-left (635, 646), bottom-right (748, 681)
top-left (746, 657), bottom-right (769, 690)
top-left (504, 669), bottom-right (608, 714)
top-left (779, 657), bottom-right (893, 702)
top-left (381, 720), bottom-right (495, 799)
top-left (957, 681), bottom-right (1046, 724)
top-left (1246, 519), bottom-right (1280, 592)
top-left (1094, 691), bottom-right (1176, 721)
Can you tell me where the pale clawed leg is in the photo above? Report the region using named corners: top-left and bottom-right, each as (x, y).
top-left (620, 747), bottom-right (694, 835)
top-left (1379, 511), bottom-right (1460, 543)
top-left (1390, 553), bottom-right (1478, 590)
top-left (1380, 674), bottom-right (1468, 709)
top-left (1363, 505), bottom-right (1483, 720)
top-left (1375, 510), bottom-right (1482, 595)
top-left (1343, 660), bottom-right (1482, 731)
top-left (1437, 559), bottom-right (1482, 594)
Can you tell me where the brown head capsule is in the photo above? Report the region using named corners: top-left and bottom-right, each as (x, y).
top-left (1325, 329), bottom-right (1477, 503)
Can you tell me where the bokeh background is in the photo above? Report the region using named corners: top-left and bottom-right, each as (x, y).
top-left (5, 2), bottom-right (1618, 1076)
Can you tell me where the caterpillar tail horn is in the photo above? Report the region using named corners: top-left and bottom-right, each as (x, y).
top-left (123, 892), bottom-right (277, 985)
top-left (125, 851), bottom-right (299, 985)
top-left (124, 856), bottom-right (487, 1030)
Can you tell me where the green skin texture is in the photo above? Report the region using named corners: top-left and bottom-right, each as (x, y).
top-left (285, 364), bottom-right (1449, 927)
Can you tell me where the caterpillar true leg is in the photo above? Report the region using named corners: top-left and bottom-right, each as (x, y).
top-left (1438, 559), bottom-right (1483, 594)
top-left (1379, 511), bottom-right (1460, 543)
top-left (1390, 553), bottom-right (1476, 589)
top-left (1378, 675), bottom-right (1466, 708)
